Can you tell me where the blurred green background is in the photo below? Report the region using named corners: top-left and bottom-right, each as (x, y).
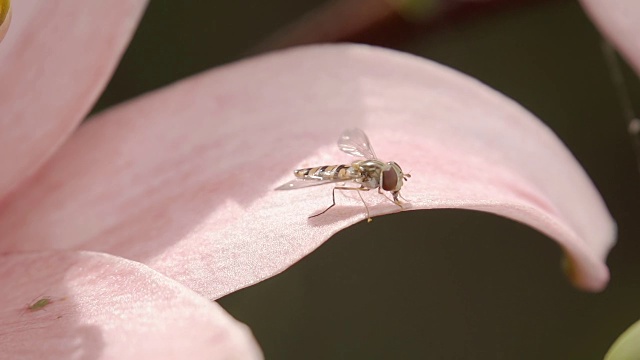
top-left (96, 1), bottom-right (640, 359)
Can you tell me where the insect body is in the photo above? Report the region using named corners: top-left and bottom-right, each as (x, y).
top-left (276, 128), bottom-right (410, 221)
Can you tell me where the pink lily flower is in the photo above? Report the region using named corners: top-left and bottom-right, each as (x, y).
top-left (0, 0), bottom-right (621, 358)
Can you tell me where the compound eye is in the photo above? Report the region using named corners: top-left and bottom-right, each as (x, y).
top-left (382, 168), bottom-right (398, 191)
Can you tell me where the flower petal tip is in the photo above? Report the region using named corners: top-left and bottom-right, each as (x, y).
top-left (562, 255), bottom-right (610, 292)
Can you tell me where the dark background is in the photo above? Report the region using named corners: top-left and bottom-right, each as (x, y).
top-left (95, 1), bottom-right (640, 358)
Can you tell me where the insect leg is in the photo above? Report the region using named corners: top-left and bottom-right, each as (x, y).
top-left (309, 186), bottom-right (372, 221)
top-left (378, 191), bottom-right (404, 209)
top-left (308, 187), bottom-right (339, 219)
top-left (355, 188), bottom-right (372, 222)
top-left (397, 192), bottom-right (409, 203)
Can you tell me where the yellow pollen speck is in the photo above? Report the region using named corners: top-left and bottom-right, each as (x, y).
top-left (0, 0), bottom-right (9, 26)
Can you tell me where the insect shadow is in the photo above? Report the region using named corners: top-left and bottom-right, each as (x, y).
top-left (306, 204), bottom-right (375, 227)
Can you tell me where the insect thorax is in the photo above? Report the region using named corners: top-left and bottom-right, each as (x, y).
top-left (352, 159), bottom-right (385, 189)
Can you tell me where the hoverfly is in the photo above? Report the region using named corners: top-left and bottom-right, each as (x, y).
top-left (275, 128), bottom-right (410, 222)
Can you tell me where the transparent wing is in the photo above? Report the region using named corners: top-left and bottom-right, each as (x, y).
top-left (275, 178), bottom-right (347, 191)
top-left (337, 128), bottom-right (377, 159)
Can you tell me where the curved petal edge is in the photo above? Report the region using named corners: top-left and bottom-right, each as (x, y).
top-left (0, 44), bottom-right (616, 297)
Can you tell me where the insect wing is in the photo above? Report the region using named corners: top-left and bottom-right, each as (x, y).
top-left (275, 178), bottom-right (346, 191)
top-left (337, 128), bottom-right (377, 159)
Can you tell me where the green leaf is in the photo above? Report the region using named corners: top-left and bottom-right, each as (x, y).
top-left (605, 319), bottom-right (640, 360)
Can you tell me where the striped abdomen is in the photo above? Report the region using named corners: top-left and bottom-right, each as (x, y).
top-left (294, 164), bottom-right (353, 181)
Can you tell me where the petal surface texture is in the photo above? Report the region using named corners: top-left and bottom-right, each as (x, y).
top-left (580, 0), bottom-right (640, 74)
top-left (0, 251), bottom-right (263, 359)
top-left (0, 0), bottom-right (147, 198)
top-left (0, 44), bottom-right (616, 296)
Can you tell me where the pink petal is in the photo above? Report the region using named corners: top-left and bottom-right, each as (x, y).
top-left (0, 44), bottom-right (616, 296)
top-left (0, 0), bottom-right (148, 199)
top-left (0, 251), bottom-right (262, 359)
top-left (580, 0), bottom-right (640, 74)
